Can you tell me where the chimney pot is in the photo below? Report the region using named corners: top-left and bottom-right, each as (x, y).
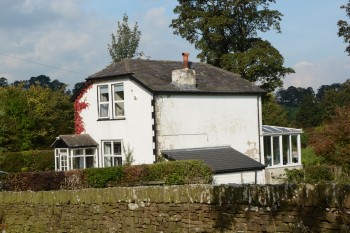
top-left (182, 52), bottom-right (189, 69)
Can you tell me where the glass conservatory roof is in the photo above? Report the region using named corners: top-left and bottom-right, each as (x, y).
top-left (262, 125), bottom-right (303, 135)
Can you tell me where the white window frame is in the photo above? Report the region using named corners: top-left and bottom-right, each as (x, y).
top-left (98, 85), bottom-right (110, 119)
top-left (102, 140), bottom-right (123, 167)
top-left (112, 83), bottom-right (125, 118)
top-left (70, 148), bottom-right (97, 170)
top-left (263, 134), bottom-right (301, 168)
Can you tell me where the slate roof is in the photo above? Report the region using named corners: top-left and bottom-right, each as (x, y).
top-left (86, 59), bottom-right (265, 94)
top-left (51, 134), bottom-right (98, 148)
top-left (262, 125), bottom-right (303, 135)
top-left (162, 146), bottom-right (265, 174)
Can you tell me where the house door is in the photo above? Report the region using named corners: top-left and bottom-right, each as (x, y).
top-left (55, 149), bottom-right (69, 171)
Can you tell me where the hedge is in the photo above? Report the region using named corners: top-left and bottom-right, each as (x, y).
top-left (0, 150), bottom-right (54, 173)
top-left (0, 160), bottom-right (213, 191)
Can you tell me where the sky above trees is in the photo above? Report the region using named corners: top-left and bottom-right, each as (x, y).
top-left (0, 0), bottom-right (349, 90)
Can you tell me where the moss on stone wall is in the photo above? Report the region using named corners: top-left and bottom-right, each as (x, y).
top-left (0, 184), bottom-right (349, 232)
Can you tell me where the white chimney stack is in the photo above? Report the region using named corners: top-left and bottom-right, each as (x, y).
top-left (171, 52), bottom-right (196, 89)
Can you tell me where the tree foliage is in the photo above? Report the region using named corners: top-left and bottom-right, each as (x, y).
top-left (108, 14), bottom-right (141, 63)
top-left (309, 106), bottom-right (350, 169)
top-left (276, 86), bottom-right (314, 106)
top-left (0, 77), bottom-right (8, 87)
top-left (262, 94), bottom-right (288, 126)
top-left (0, 85), bottom-right (74, 152)
top-left (295, 95), bottom-right (322, 128)
top-left (338, 2), bottom-right (350, 55)
top-left (12, 75), bottom-right (67, 92)
top-left (171, 0), bottom-right (294, 92)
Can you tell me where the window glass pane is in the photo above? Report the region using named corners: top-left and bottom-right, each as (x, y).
top-left (273, 137), bottom-right (280, 165)
top-left (86, 157), bottom-right (94, 168)
top-left (263, 136), bottom-right (272, 166)
top-left (291, 135), bottom-right (298, 163)
top-left (99, 103), bottom-right (109, 118)
top-left (113, 157), bottom-right (123, 166)
top-left (73, 157), bottom-right (84, 169)
top-left (73, 149), bottom-right (84, 156)
top-left (114, 84), bottom-right (124, 101)
top-left (115, 102), bottom-right (124, 117)
top-left (99, 85), bottom-right (109, 102)
top-left (282, 135), bottom-right (290, 165)
top-left (104, 156), bottom-right (112, 167)
top-left (104, 142), bottom-right (112, 155)
top-left (85, 148), bottom-right (94, 155)
top-left (113, 142), bottom-right (122, 155)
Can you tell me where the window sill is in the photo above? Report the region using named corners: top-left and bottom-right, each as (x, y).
top-left (97, 117), bottom-right (126, 121)
top-left (265, 164), bottom-right (302, 169)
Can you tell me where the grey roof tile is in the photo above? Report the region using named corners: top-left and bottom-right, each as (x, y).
top-left (87, 59), bottom-right (265, 94)
top-left (51, 134), bottom-right (98, 148)
top-left (162, 146), bottom-right (265, 174)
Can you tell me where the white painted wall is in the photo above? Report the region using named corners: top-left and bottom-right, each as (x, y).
top-left (213, 170), bottom-right (264, 184)
top-left (155, 95), bottom-right (261, 161)
top-left (80, 78), bottom-right (154, 166)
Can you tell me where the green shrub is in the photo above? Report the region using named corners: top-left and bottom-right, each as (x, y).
top-left (147, 160), bottom-right (213, 185)
top-left (302, 146), bottom-right (324, 167)
top-left (0, 160), bottom-right (213, 191)
top-left (0, 150), bottom-right (54, 173)
top-left (285, 165), bottom-right (334, 184)
top-left (285, 168), bottom-right (304, 183)
top-left (84, 166), bottom-right (124, 188)
top-left (304, 165), bottom-right (333, 183)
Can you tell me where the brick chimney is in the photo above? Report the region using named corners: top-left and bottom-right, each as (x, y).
top-left (171, 52), bottom-right (196, 89)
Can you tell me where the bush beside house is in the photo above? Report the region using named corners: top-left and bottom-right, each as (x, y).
top-left (0, 160), bottom-right (213, 191)
top-left (0, 150), bottom-right (54, 173)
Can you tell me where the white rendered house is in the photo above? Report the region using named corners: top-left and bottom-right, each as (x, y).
top-left (52, 54), bottom-right (302, 184)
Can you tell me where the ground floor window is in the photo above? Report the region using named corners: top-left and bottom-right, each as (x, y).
top-left (71, 148), bottom-right (96, 169)
top-left (263, 134), bottom-right (300, 167)
top-left (102, 140), bottom-right (123, 167)
top-left (54, 147), bottom-right (97, 171)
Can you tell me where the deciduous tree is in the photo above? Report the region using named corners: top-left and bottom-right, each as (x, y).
top-left (338, 1), bottom-right (350, 55)
top-left (108, 14), bottom-right (141, 63)
top-left (171, 0), bottom-right (294, 92)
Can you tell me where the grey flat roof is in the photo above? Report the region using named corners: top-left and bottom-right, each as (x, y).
top-left (51, 134), bottom-right (98, 148)
top-left (162, 146), bottom-right (265, 174)
top-left (262, 125), bottom-right (303, 135)
top-left (86, 59), bottom-right (265, 94)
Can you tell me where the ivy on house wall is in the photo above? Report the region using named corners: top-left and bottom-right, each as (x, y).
top-left (74, 82), bottom-right (92, 134)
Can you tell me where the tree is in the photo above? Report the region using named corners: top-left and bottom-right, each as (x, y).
top-left (338, 2), bottom-right (350, 55)
top-left (0, 85), bottom-right (74, 151)
top-left (296, 95), bottom-right (322, 128)
top-left (108, 14), bottom-right (141, 63)
top-left (262, 94), bottom-right (288, 126)
top-left (72, 82), bottom-right (85, 95)
top-left (309, 106), bottom-right (350, 169)
top-left (171, 0), bottom-right (294, 92)
top-left (0, 77), bottom-right (8, 87)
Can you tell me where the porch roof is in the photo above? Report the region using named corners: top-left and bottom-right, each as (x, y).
top-left (162, 146), bottom-right (265, 174)
top-left (262, 125), bottom-right (303, 136)
top-left (51, 134), bottom-right (98, 149)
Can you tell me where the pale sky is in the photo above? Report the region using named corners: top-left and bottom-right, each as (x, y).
top-left (1, 0), bottom-right (349, 91)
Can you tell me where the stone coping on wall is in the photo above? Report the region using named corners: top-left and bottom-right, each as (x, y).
top-left (1, 183), bottom-right (350, 209)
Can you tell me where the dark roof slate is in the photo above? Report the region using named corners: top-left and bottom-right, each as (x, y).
top-left (51, 134), bottom-right (98, 148)
top-left (162, 146), bottom-right (265, 174)
top-left (87, 59), bottom-right (264, 94)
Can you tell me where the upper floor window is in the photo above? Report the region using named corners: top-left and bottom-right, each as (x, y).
top-left (97, 83), bottom-right (125, 119)
top-left (113, 83), bottom-right (124, 117)
top-left (98, 85), bottom-right (109, 118)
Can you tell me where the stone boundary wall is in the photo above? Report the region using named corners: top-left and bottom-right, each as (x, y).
top-left (0, 184), bottom-right (350, 232)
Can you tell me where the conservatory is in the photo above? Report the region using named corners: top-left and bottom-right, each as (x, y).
top-left (262, 125), bottom-right (303, 168)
